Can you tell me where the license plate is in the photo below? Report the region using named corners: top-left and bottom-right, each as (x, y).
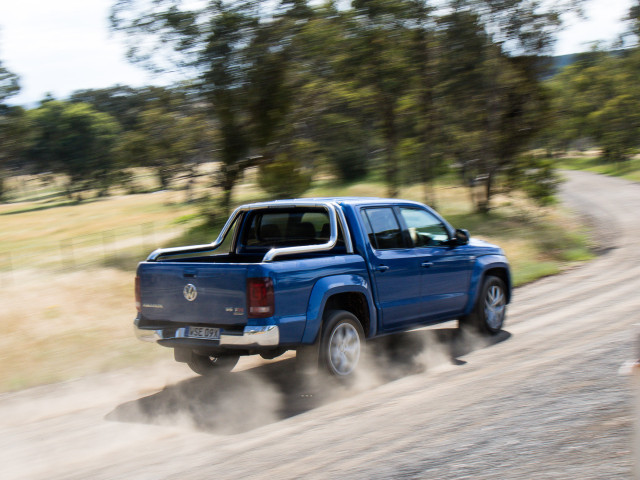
top-left (186, 326), bottom-right (220, 340)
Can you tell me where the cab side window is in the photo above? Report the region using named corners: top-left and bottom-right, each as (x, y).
top-left (399, 208), bottom-right (450, 247)
top-left (362, 208), bottom-right (405, 250)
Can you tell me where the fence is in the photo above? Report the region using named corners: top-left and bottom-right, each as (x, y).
top-left (0, 222), bottom-right (164, 286)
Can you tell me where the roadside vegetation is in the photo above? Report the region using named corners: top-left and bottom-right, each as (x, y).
top-left (557, 152), bottom-right (640, 183)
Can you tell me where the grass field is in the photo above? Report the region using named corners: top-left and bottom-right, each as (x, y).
top-left (0, 170), bottom-right (594, 391)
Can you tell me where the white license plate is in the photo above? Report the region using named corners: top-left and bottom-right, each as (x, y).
top-left (186, 326), bottom-right (220, 340)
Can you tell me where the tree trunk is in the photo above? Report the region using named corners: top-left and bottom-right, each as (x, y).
top-left (385, 147), bottom-right (399, 198)
top-left (184, 164), bottom-right (197, 204)
top-left (382, 101), bottom-right (399, 198)
top-left (218, 163), bottom-right (240, 218)
top-left (483, 171), bottom-right (494, 213)
top-left (159, 163), bottom-right (177, 191)
top-left (415, 23), bottom-right (437, 209)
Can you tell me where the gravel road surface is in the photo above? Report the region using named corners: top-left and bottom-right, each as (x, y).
top-left (2, 170), bottom-right (638, 479)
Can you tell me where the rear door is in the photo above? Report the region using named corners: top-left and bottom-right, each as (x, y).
top-left (360, 207), bottom-right (423, 330)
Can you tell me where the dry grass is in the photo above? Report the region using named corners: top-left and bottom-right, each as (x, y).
top-left (0, 268), bottom-right (172, 391)
top-left (0, 188), bottom-right (197, 390)
top-left (0, 191), bottom-right (198, 271)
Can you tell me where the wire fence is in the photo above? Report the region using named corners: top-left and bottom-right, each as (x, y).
top-left (0, 222), bottom-right (164, 286)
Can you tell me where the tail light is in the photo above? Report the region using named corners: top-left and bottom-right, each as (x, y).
top-left (247, 277), bottom-right (274, 318)
top-left (135, 275), bottom-right (141, 312)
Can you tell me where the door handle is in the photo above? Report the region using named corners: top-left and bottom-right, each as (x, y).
top-left (376, 265), bottom-right (390, 273)
top-left (421, 262), bottom-right (433, 268)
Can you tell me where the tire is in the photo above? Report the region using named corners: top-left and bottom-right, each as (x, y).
top-left (461, 275), bottom-right (507, 335)
top-left (186, 352), bottom-right (240, 376)
top-left (319, 310), bottom-right (365, 378)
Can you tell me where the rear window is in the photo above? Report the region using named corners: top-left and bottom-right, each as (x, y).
top-left (361, 207), bottom-right (405, 250)
top-left (242, 208), bottom-right (343, 250)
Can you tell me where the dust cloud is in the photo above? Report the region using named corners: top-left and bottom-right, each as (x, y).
top-left (354, 324), bottom-right (507, 389)
top-left (108, 364), bottom-right (285, 435)
top-left (107, 324), bottom-right (509, 436)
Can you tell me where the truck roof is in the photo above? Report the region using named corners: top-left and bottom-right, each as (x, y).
top-left (240, 197), bottom-right (427, 209)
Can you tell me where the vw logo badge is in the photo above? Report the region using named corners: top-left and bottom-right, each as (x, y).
top-left (183, 284), bottom-right (198, 302)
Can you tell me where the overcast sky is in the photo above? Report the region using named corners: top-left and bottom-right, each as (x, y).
top-left (0, 0), bottom-right (635, 107)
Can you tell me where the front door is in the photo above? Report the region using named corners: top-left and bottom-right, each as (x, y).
top-left (397, 207), bottom-right (473, 318)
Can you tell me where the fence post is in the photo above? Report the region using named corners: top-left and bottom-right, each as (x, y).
top-left (0, 253), bottom-right (13, 287)
top-left (102, 230), bottom-right (115, 264)
top-left (60, 239), bottom-right (75, 270)
top-left (141, 222), bottom-right (155, 256)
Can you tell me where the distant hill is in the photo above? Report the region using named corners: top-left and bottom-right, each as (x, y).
top-left (542, 50), bottom-right (630, 78)
top-left (551, 53), bottom-right (579, 73)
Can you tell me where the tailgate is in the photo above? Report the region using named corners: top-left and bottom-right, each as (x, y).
top-left (138, 262), bottom-right (249, 326)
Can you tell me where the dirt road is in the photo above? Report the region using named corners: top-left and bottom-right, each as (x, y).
top-left (2, 170), bottom-right (638, 479)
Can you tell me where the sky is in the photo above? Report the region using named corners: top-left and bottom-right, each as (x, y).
top-left (0, 0), bottom-right (635, 107)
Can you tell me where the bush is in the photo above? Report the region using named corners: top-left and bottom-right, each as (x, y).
top-left (506, 155), bottom-right (560, 206)
top-left (258, 154), bottom-right (312, 199)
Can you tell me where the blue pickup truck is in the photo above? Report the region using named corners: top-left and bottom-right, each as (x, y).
top-left (134, 198), bottom-right (511, 378)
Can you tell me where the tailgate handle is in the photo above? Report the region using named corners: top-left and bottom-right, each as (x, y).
top-left (183, 270), bottom-right (197, 278)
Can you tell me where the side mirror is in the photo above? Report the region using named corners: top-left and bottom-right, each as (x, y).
top-left (453, 228), bottom-right (470, 246)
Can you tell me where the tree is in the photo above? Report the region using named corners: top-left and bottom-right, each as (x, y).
top-left (69, 85), bottom-right (184, 131)
top-left (0, 57), bottom-right (21, 199)
top-left (349, 0), bottom-right (415, 197)
top-left (111, 1), bottom-right (327, 210)
top-left (0, 106), bottom-right (29, 200)
top-left (116, 105), bottom-right (216, 198)
top-left (547, 49), bottom-right (640, 163)
top-left (589, 92), bottom-right (640, 163)
top-left (405, 0), bottom-right (441, 206)
top-left (24, 100), bottom-right (121, 198)
top-left (281, 4), bottom-right (374, 184)
top-left (112, 0), bottom-right (268, 213)
top-left (258, 140), bottom-right (313, 199)
top-left (434, 0), bottom-right (565, 211)
top-left (0, 59), bottom-right (19, 105)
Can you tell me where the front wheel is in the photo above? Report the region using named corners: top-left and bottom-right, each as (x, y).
top-left (320, 310), bottom-right (365, 378)
top-left (186, 352), bottom-right (240, 376)
top-left (460, 276), bottom-right (507, 335)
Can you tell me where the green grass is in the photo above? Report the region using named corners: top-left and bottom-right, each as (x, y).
top-left (558, 155), bottom-right (640, 182)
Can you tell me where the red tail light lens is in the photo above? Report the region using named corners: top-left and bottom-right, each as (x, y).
top-left (135, 275), bottom-right (141, 312)
top-left (247, 277), bottom-right (274, 318)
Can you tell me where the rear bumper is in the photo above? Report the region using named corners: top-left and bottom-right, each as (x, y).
top-left (134, 322), bottom-right (280, 347)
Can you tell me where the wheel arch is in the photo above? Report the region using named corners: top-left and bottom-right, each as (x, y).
top-left (302, 274), bottom-right (376, 344)
top-left (323, 292), bottom-right (371, 336)
top-left (464, 256), bottom-right (512, 316)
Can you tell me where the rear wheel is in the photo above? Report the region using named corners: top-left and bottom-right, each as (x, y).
top-left (186, 352), bottom-right (240, 376)
top-left (320, 310), bottom-right (365, 378)
top-left (461, 275), bottom-right (507, 335)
